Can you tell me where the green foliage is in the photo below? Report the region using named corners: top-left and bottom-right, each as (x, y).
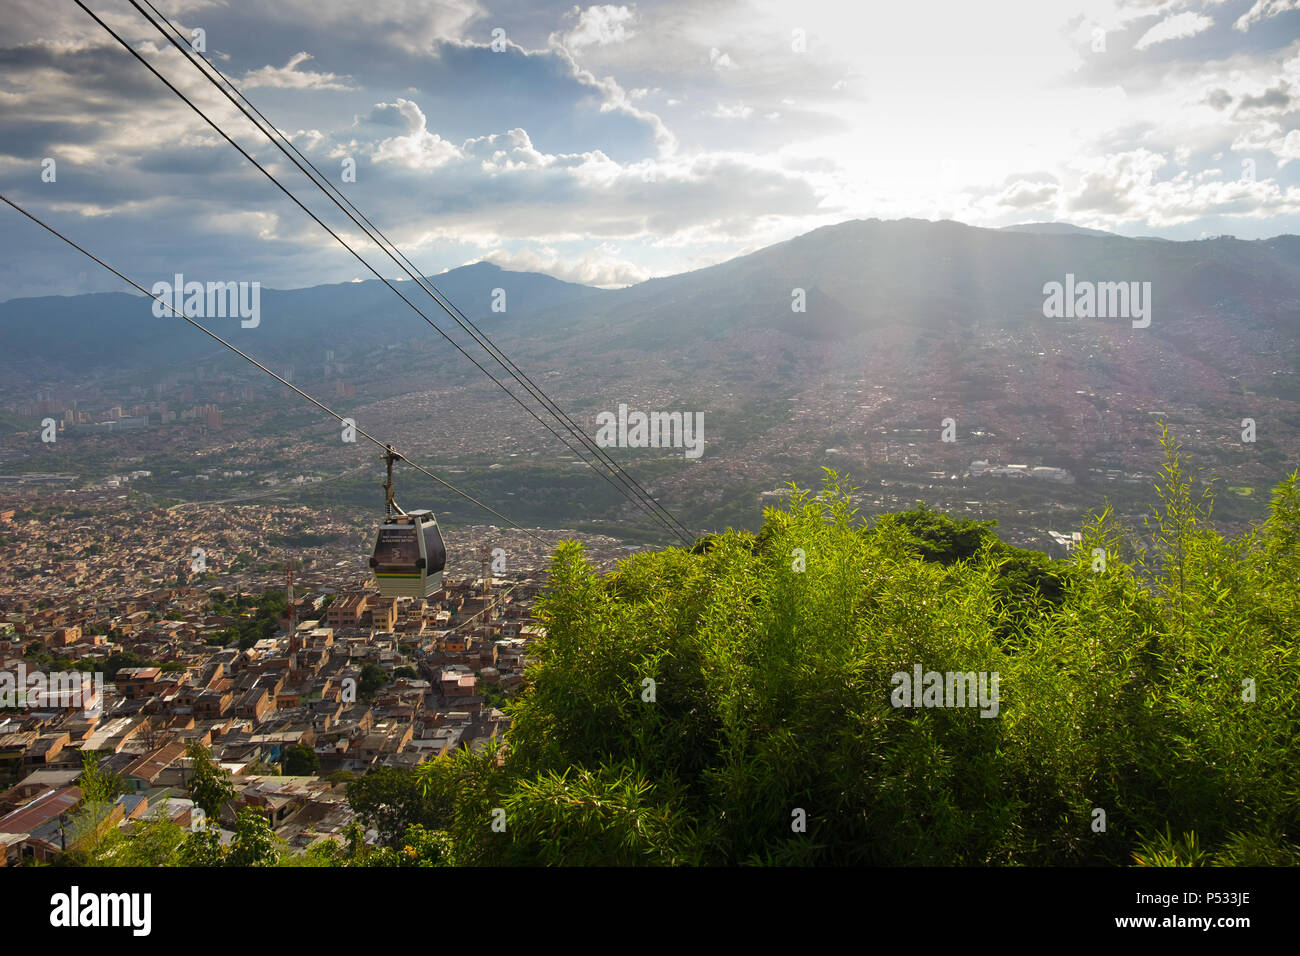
top-left (20, 648), bottom-right (170, 678)
top-left (486, 762), bottom-right (699, 866)
top-left (436, 450), bottom-right (1294, 866)
top-left (358, 662), bottom-right (388, 701)
top-left (178, 826), bottom-right (226, 867)
top-left (883, 502), bottom-right (995, 565)
top-left (880, 503), bottom-right (1076, 629)
top-left (281, 744), bottom-right (320, 776)
top-left (478, 680), bottom-right (509, 711)
top-left (346, 766), bottom-right (447, 848)
top-left (110, 815), bottom-right (188, 866)
top-left (78, 750), bottom-right (128, 804)
top-left (68, 808), bottom-right (188, 867)
top-left (226, 808), bottom-right (280, 867)
top-left (208, 589), bottom-right (288, 650)
top-left (55, 752), bottom-right (130, 865)
top-left (361, 825), bottom-right (454, 867)
top-left (186, 741), bottom-right (236, 821)
top-left (90, 807), bottom-right (289, 867)
top-left (1132, 826), bottom-right (1212, 867)
top-left (53, 437), bottom-right (1300, 867)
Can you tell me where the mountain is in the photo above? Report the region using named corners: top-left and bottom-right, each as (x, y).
top-left (1000, 222), bottom-right (1118, 238)
top-left (466, 217), bottom-right (1300, 533)
top-left (0, 261), bottom-right (605, 371)
top-left (2, 217), bottom-right (1298, 541)
top-left (7, 219), bottom-right (1300, 371)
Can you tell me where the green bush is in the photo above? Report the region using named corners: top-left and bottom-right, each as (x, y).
top-left (427, 435), bottom-right (1297, 866)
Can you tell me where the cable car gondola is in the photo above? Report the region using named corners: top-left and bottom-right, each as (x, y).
top-left (368, 446), bottom-right (447, 598)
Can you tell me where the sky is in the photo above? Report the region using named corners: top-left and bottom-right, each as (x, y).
top-left (0, 0), bottom-right (1298, 299)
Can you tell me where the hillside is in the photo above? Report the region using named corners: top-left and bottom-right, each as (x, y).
top-left (59, 439), bottom-right (1300, 866)
top-left (2, 218), bottom-right (1298, 544)
top-left (0, 261), bottom-right (605, 371)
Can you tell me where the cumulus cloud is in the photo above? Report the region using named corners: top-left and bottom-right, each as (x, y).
top-left (1231, 119), bottom-right (1287, 152)
top-left (267, 0), bottom-right (485, 55)
top-left (1063, 148), bottom-right (1300, 224)
top-left (1234, 0), bottom-right (1300, 32)
top-left (709, 47), bottom-right (735, 70)
top-left (239, 52), bottom-right (355, 91)
top-left (359, 99), bottom-right (463, 169)
top-left (1134, 12), bottom-right (1214, 50)
top-left (1276, 129), bottom-right (1300, 166)
top-left (4, 0), bottom-right (1300, 299)
top-left (292, 103), bottom-right (821, 251)
top-left (561, 4), bottom-right (637, 50)
top-left (996, 179), bottom-right (1060, 209)
top-left (1236, 82), bottom-right (1292, 112)
top-left (1067, 150), bottom-right (1169, 215)
top-left (481, 242), bottom-right (650, 287)
top-left (547, 42), bottom-right (677, 157)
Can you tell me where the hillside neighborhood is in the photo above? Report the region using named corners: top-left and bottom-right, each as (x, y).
top-left (0, 495), bottom-right (565, 864)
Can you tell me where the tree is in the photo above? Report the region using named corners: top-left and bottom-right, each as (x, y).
top-left (78, 750), bottom-right (128, 803)
top-left (358, 662), bottom-right (388, 700)
top-left (57, 752), bottom-right (130, 864)
top-left (186, 741), bottom-right (235, 821)
top-left (226, 808), bottom-right (280, 867)
top-left (1143, 422), bottom-right (1216, 636)
top-left (102, 812), bottom-right (186, 867)
top-left (281, 744), bottom-right (320, 776)
top-left (345, 766), bottom-right (445, 848)
top-left (883, 503), bottom-right (996, 565)
top-left (178, 826), bottom-right (225, 867)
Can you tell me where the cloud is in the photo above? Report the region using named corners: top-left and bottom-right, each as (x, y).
top-left (4, 0), bottom-right (1300, 300)
top-left (1134, 12), bottom-right (1214, 50)
top-left (1235, 82), bottom-right (1292, 112)
top-left (1067, 150), bottom-right (1170, 215)
top-left (259, 0), bottom-right (486, 55)
top-left (357, 99), bottom-right (463, 169)
top-left (239, 52), bottom-right (355, 91)
top-left (707, 102), bottom-right (754, 120)
top-left (480, 242), bottom-right (650, 287)
top-left (286, 104), bottom-right (822, 252)
top-left (1204, 88), bottom-right (1233, 110)
top-left (1234, 0), bottom-right (1300, 32)
top-left (996, 179), bottom-right (1060, 209)
top-left (561, 4), bottom-right (637, 50)
top-left (1063, 148), bottom-right (1300, 225)
top-left (1276, 129), bottom-right (1300, 166)
top-left (547, 42), bottom-right (677, 156)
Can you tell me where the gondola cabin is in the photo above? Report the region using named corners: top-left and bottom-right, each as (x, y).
top-left (369, 509), bottom-right (447, 598)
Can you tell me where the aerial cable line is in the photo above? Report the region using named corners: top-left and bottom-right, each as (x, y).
top-left (74, 0), bottom-right (686, 544)
top-left (0, 192), bottom-right (550, 545)
top-left (127, 0), bottom-right (694, 543)
top-left (80, 0), bottom-right (692, 545)
top-left (129, 0), bottom-right (691, 543)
